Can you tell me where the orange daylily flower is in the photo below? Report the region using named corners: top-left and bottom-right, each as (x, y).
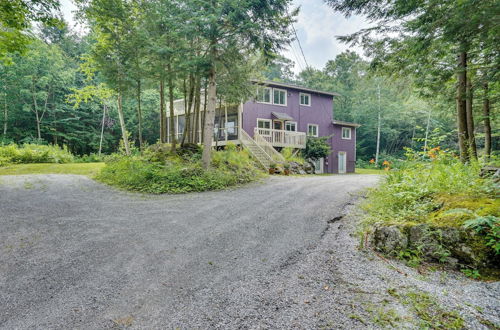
top-left (369, 158), bottom-right (375, 164)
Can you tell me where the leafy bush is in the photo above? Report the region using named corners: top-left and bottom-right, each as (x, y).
top-left (302, 136), bottom-right (331, 161)
top-left (0, 143), bottom-right (75, 165)
top-left (96, 144), bottom-right (262, 194)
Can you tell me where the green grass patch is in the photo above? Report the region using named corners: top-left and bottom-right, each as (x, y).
top-left (355, 168), bottom-right (387, 175)
top-left (0, 163), bottom-right (105, 177)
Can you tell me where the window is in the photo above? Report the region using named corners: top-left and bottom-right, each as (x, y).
top-left (300, 93), bottom-right (311, 106)
top-left (273, 88), bottom-right (287, 105)
top-left (341, 127), bottom-right (351, 139)
top-left (256, 87), bottom-right (271, 103)
top-left (285, 121), bottom-right (297, 132)
top-left (308, 124), bottom-right (319, 137)
top-left (257, 118), bottom-right (271, 129)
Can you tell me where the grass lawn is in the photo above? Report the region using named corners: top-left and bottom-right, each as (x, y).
top-left (0, 163), bottom-right (105, 177)
top-left (355, 168), bottom-right (386, 175)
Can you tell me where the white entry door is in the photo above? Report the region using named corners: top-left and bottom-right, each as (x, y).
top-left (338, 152), bottom-right (346, 174)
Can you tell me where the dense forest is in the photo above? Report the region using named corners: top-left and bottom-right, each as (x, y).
top-left (0, 0), bottom-right (498, 163)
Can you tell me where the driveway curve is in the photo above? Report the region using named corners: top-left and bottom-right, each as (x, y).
top-left (0, 174), bottom-right (378, 328)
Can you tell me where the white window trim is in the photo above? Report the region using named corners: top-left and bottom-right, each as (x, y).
top-left (341, 127), bottom-right (352, 140)
top-left (256, 87), bottom-right (272, 104)
top-left (272, 88), bottom-right (287, 106)
top-left (299, 92), bottom-right (311, 106)
top-left (285, 121), bottom-right (297, 132)
top-left (308, 124), bottom-right (319, 137)
top-left (256, 118), bottom-right (272, 128)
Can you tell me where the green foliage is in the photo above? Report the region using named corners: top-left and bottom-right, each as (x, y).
top-left (0, 143), bottom-right (74, 165)
top-left (461, 268), bottom-right (481, 279)
top-left (281, 147), bottom-right (305, 164)
top-left (464, 216), bottom-right (500, 255)
top-left (362, 156), bottom-right (495, 227)
top-left (96, 146), bottom-right (262, 194)
top-left (302, 136), bottom-right (331, 161)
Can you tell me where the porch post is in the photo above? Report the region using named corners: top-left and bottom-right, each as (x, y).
top-left (238, 102), bottom-right (243, 141)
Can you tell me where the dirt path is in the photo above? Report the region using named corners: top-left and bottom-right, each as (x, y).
top-left (0, 174), bottom-right (498, 329)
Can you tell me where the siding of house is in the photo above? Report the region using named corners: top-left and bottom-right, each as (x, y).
top-left (241, 83), bottom-right (357, 173)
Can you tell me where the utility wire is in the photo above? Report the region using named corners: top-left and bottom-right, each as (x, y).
top-left (291, 23), bottom-right (309, 69)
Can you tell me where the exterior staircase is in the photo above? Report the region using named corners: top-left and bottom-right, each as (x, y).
top-left (240, 129), bottom-right (285, 169)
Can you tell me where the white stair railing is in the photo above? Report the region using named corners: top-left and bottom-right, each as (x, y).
top-left (253, 131), bottom-right (285, 163)
top-left (240, 129), bottom-right (272, 169)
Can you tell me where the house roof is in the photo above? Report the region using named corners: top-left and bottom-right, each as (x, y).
top-left (251, 79), bottom-right (341, 97)
top-left (272, 112), bottom-right (294, 121)
top-left (332, 120), bottom-right (361, 127)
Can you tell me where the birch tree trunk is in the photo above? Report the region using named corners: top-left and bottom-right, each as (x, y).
top-left (202, 61), bottom-right (217, 169)
top-left (456, 51), bottom-right (469, 162)
top-left (374, 83), bottom-right (381, 164)
top-left (465, 77), bottom-right (477, 159)
top-left (117, 92), bottom-right (131, 155)
top-left (98, 104), bottom-right (106, 156)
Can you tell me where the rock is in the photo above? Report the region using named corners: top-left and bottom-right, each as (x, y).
top-left (372, 226), bottom-right (408, 255)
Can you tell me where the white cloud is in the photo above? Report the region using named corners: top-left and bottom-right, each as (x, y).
top-left (283, 0), bottom-right (370, 73)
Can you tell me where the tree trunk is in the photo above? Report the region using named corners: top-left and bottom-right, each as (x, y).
top-left (202, 61), bottom-right (217, 169)
top-left (375, 83), bottom-right (381, 164)
top-left (3, 91), bottom-right (7, 138)
top-left (201, 82), bottom-right (208, 143)
top-left (483, 81), bottom-right (491, 159)
top-left (193, 77), bottom-right (201, 143)
top-left (117, 92), bottom-right (131, 155)
top-left (136, 79), bottom-right (144, 151)
top-left (465, 77), bottom-right (477, 159)
top-left (159, 79), bottom-right (165, 143)
top-left (182, 75), bottom-right (195, 145)
top-left (424, 110), bottom-right (431, 152)
top-left (98, 104), bottom-right (106, 156)
top-left (167, 63), bottom-right (176, 153)
top-left (456, 51), bottom-right (469, 162)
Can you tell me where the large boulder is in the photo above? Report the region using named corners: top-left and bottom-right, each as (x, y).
top-left (372, 226), bottom-right (408, 255)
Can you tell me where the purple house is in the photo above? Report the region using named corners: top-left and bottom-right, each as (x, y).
top-left (167, 80), bottom-right (359, 173)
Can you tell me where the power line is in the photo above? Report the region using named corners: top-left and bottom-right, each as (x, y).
top-left (291, 23), bottom-right (309, 69)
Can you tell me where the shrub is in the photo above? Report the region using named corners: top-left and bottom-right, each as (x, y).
top-left (0, 143), bottom-right (74, 165)
top-left (281, 147), bottom-right (305, 164)
top-left (96, 145), bottom-right (263, 194)
top-left (302, 136), bottom-right (331, 161)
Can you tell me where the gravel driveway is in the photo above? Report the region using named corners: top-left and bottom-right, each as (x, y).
top-left (0, 174), bottom-right (498, 329)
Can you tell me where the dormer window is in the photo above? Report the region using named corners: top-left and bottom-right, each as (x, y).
top-left (300, 93), bottom-right (311, 106)
top-left (273, 88), bottom-right (287, 106)
top-left (256, 87), bottom-right (271, 104)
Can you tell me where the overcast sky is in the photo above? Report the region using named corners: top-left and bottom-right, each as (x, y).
top-left (60, 0), bottom-right (369, 73)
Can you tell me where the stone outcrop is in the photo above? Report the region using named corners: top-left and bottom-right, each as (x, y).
top-left (371, 224), bottom-right (498, 269)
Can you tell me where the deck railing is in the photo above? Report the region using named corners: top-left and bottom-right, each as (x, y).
top-left (254, 128), bottom-right (307, 149)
